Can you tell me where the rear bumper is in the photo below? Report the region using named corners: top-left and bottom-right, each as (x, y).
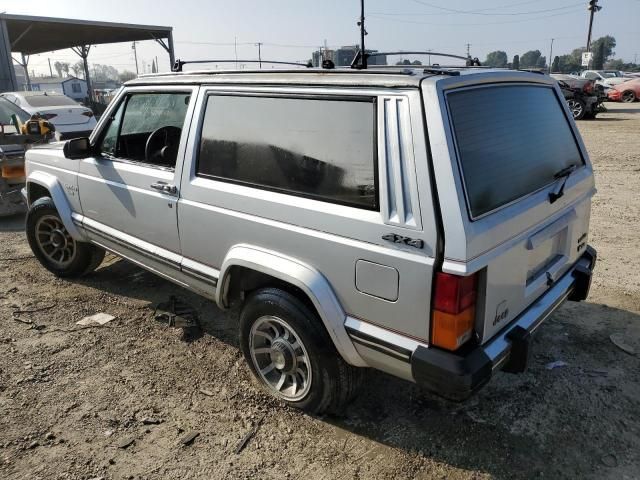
top-left (411, 246), bottom-right (597, 401)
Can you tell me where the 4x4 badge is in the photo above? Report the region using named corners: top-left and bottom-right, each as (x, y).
top-left (382, 233), bottom-right (424, 249)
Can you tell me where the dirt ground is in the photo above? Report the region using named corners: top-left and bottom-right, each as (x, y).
top-left (1, 102), bottom-right (639, 480)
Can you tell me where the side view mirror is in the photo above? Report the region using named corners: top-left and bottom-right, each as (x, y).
top-left (63, 137), bottom-right (91, 160)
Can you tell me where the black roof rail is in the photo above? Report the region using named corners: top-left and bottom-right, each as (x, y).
top-left (172, 59), bottom-right (312, 72)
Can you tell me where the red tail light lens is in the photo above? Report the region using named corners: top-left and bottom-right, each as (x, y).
top-left (431, 272), bottom-right (478, 351)
top-left (433, 272), bottom-right (477, 314)
top-left (583, 82), bottom-right (593, 94)
top-left (82, 111), bottom-right (94, 118)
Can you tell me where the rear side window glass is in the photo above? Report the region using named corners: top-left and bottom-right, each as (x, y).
top-left (197, 95), bottom-right (377, 209)
top-left (447, 85), bottom-right (583, 218)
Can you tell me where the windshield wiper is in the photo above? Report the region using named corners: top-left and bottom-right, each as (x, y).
top-left (549, 164), bottom-right (577, 204)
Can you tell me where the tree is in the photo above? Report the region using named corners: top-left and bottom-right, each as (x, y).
top-left (551, 56), bottom-right (560, 73)
top-left (512, 55), bottom-right (520, 70)
top-left (520, 50), bottom-right (542, 69)
top-left (119, 70), bottom-right (137, 82)
top-left (535, 55), bottom-right (547, 69)
top-left (484, 50), bottom-right (508, 68)
top-left (590, 36), bottom-right (616, 63)
top-left (71, 61), bottom-right (84, 78)
top-left (592, 41), bottom-right (605, 70)
top-left (395, 59), bottom-right (422, 65)
top-left (53, 61), bottom-right (63, 78)
top-left (60, 62), bottom-right (70, 77)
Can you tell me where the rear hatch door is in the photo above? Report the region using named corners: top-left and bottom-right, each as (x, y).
top-left (422, 71), bottom-right (596, 344)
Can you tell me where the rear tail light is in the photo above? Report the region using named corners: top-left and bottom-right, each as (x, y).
top-left (1, 165), bottom-right (25, 179)
top-left (583, 82), bottom-right (594, 94)
top-left (82, 111), bottom-right (94, 118)
top-left (40, 113), bottom-right (57, 120)
top-left (431, 272), bottom-right (478, 351)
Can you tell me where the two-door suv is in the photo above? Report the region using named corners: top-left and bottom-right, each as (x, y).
top-left (23, 67), bottom-right (596, 413)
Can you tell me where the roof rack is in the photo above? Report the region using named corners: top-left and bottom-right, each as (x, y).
top-left (350, 50), bottom-right (481, 69)
top-left (172, 59), bottom-right (312, 72)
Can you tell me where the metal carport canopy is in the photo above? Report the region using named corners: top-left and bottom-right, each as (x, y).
top-left (2, 14), bottom-right (173, 55)
top-left (0, 14), bottom-right (174, 95)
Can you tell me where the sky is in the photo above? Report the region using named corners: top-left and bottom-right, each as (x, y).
top-left (1, 0), bottom-right (638, 76)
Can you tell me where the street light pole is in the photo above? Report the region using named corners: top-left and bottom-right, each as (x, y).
top-left (548, 38), bottom-right (554, 73)
top-left (586, 0), bottom-right (602, 53)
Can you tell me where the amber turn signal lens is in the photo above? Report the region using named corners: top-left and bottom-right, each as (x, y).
top-left (1, 166), bottom-right (25, 179)
top-left (431, 306), bottom-right (475, 351)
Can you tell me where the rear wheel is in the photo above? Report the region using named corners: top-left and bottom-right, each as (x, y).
top-left (567, 98), bottom-right (586, 120)
top-left (621, 90), bottom-right (636, 103)
top-left (26, 197), bottom-right (105, 278)
top-left (239, 287), bottom-right (363, 414)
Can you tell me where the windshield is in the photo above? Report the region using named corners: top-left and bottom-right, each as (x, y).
top-left (0, 97), bottom-right (29, 125)
top-left (23, 95), bottom-right (79, 107)
top-left (447, 85), bottom-right (584, 218)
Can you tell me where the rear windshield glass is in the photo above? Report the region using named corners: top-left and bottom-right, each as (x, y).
top-left (447, 85), bottom-right (583, 218)
top-left (24, 95), bottom-right (79, 107)
top-left (0, 98), bottom-right (29, 124)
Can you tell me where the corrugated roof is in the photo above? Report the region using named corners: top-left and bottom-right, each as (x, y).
top-left (1, 14), bottom-right (171, 55)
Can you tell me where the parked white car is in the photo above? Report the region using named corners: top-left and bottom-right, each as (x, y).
top-left (0, 91), bottom-right (97, 139)
top-left (580, 70), bottom-right (632, 88)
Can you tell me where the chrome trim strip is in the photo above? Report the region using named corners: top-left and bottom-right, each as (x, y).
top-left (345, 316), bottom-right (428, 356)
top-left (181, 258), bottom-right (219, 286)
top-left (90, 239), bottom-right (190, 288)
top-left (80, 217), bottom-right (182, 269)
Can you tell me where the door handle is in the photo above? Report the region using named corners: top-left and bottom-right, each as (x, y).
top-left (150, 182), bottom-right (177, 195)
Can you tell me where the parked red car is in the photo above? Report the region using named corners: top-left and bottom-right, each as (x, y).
top-left (607, 78), bottom-right (640, 103)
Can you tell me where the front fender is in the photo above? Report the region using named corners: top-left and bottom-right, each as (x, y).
top-left (217, 245), bottom-right (366, 367)
top-left (26, 171), bottom-right (84, 240)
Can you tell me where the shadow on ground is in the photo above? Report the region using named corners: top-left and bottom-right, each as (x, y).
top-left (0, 213), bottom-right (25, 232)
top-left (76, 257), bottom-right (639, 479)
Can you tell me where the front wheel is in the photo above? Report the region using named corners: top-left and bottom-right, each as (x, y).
top-left (26, 197), bottom-right (105, 278)
top-left (567, 98), bottom-right (586, 120)
top-left (239, 288), bottom-right (363, 415)
top-left (621, 90), bottom-right (636, 103)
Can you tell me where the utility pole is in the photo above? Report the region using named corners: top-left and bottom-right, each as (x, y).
top-left (47, 58), bottom-right (53, 77)
top-left (357, 0), bottom-right (367, 68)
top-left (256, 42), bottom-right (262, 69)
top-left (586, 0), bottom-right (602, 53)
top-left (548, 38), bottom-right (554, 73)
top-left (132, 41), bottom-right (139, 75)
top-left (466, 43), bottom-right (471, 58)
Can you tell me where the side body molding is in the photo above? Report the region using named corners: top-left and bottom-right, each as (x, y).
top-left (217, 245), bottom-right (366, 367)
top-left (26, 170), bottom-right (84, 240)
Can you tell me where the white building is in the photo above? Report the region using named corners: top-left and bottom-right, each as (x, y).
top-left (28, 76), bottom-right (89, 102)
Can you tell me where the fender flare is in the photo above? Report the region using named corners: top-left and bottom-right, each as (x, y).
top-left (217, 244), bottom-right (366, 367)
top-left (26, 170), bottom-right (84, 240)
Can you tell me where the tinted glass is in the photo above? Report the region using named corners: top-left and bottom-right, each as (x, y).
top-left (198, 95), bottom-right (376, 209)
top-left (447, 85), bottom-right (583, 218)
top-left (24, 95), bottom-right (78, 107)
top-left (100, 101), bottom-right (125, 157)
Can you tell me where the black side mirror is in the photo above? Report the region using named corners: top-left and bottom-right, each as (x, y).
top-left (63, 137), bottom-right (91, 160)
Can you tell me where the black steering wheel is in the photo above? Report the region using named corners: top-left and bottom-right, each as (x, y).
top-left (145, 126), bottom-right (182, 166)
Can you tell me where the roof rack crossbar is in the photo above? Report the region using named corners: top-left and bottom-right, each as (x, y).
top-left (172, 59), bottom-right (312, 72)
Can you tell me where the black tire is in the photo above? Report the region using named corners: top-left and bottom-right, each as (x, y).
top-left (621, 90), bottom-right (636, 103)
top-left (26, 197), bottom-right (105, 278)
top-left (567, 98), bottom-right (586, 120)
top-left (239, 287), bottom-right (363, 415)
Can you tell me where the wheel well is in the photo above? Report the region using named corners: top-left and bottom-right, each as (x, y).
top-left (28, 183), bottom-right (50, 204)
top-left (223, 266), bottom-right (316, 313)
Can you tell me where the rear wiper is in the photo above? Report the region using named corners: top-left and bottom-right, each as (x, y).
top-left (549, 164), bottom-right (577, 204)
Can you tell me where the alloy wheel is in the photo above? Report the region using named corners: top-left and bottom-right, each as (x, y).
top-left (34, 215), bottom-right (77, 268)
top-left (249, 315), bottom-right (312, 401)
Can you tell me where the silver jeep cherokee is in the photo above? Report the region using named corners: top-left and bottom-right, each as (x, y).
top-left (23, 67), bottom-right (596, 414)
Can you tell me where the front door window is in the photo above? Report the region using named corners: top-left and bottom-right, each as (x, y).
top-left (97, 92), bottom-right (191, 169)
